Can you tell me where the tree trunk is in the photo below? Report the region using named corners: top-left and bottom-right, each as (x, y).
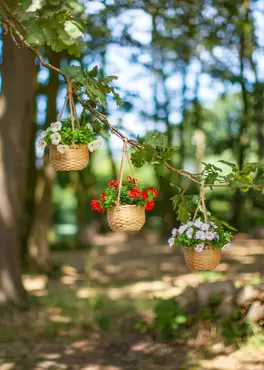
top-left (27, 156), bottom-right (55, 272)
top-left (27, 51), bottom-right (60, 272)
top-left (232, 15), bottom-right (249, 228)
top-left (0, 34), bottom-right (35, 304)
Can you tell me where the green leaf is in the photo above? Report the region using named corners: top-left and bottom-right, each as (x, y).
top-left (220, 220), bottom-right (237, 231)
top-left (155, 162), bottom-right (166, 177)
top-left (64, 20), bottom-right (84, 39)
top-left (170, 184), bottom-right (182, 193)
top-left (177, 204), bottom-right (189, 223)
top-left (103, 75), bottom-right (118, 83)
top-left (218, 160), bottom-right (237, 170)
top-left (100, 130), bottom-right (110, 139)
top-left (131, 150), bottom-right (146, 168)
top-left (144, 131), bottom-right (168, 148)
top-left (61, 65), bottom-right (84, 83)
top-left (112, 91), bottom-right (123, 106)
top-left (88, 66), bottom-right (98, 78)
top-left (174, 315), bottom-right (188, 324)
top-left (27, 27), bottom-right (45, 45)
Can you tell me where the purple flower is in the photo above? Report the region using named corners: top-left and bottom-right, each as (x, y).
top-left (186, 228), bottom-right (194, 239)
top-left (171, 228), bottom-right (177, 237)
top-left (194, 220), bottom-right (202, 228)
top-left (195, 230), bottom-right (206, 240)
top-left (178, 225), bottom-right (188, 235)
top-left (201, 223), bottom-right (210, 231)
top-left (222, 243), bottom-right (231, 250)
top-left (204, 231), bottom-right (216, 241)
top-left (168, 237), bottom-right (174, 248)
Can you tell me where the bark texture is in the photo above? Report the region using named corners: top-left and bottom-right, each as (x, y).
top-left (0, 34), bottom-right (35, 304)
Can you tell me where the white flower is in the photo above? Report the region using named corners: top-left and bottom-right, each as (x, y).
top-left (186, 228), bottom-right (194, 239)
top-left (57, 144), bottom-right (70, 154)
top-left (40, 131), bottom-right (46, 139)
top-left (209, 221), bottom-right (217, 229)
top-left (195, 244), bottom-right (204, 253)
top-left (168, 237), bottom-right (174, 248)
top-left (222, 243), bottom-right (231, 250)
top-left (86, 122), bottom-right (93, 130)
top-left (195, 230), bottom-right (206, 240)
top-left (50, 121), bottom-right (62, 132)
top-left (171, 228), bottom-right (177, 237)
top-left (50, 132), bottom-right (61, 145)
top-left (88, 137), bottom-right (103, 152)
top-left (37, 139), bottom-right (46, 149)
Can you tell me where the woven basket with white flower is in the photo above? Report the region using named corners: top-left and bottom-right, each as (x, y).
top-left (168, 186), bottom-right (233, 271)
top-left (37, 80), bottom-right (103, 171)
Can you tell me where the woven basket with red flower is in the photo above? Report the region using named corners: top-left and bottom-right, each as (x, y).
top-left (91, 139), bottom-right (158, 232)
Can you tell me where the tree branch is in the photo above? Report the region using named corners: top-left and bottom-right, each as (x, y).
top-left (0, 7), bottom-right (263, 191)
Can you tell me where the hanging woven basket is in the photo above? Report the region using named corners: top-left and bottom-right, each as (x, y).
top-left (106, 139), bottom-right (145, 232)
top-left (182, 245), bottom-right (221, 271)
top-left (107, 205), bottom-right (145, 232)
top-left (50, 144), bottom-right (89, 171)
top-left (49, 79), bottom-right (89, 172)
top-left (182, 186), bottom-right (221, 271)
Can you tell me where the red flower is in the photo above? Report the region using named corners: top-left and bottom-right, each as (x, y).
top-left (127, 176), bottom-right (138, 183)
top-left (128, 187), bottom-right (141, 198)
top-left (108, 180), bottom-right (118, 187)
top-left (98, 207), bottom-right (104, 214)
top-left (142, 190), bottom-right (149, 200)
top-left (101, 193), bottom-right (106, 201)
top-left (91, 197), bottom-right (101, 211)
top-left (149, 187), bottom-right (158, 198)
top-left (145, 200), bottom-right (155, 211)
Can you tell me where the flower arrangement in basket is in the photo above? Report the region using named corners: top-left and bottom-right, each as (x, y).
top-left (91, 139), bottom-right (158, 232)
top-left (37, 80), bottom-right (102, 171)
top-left (168, 186), bottom-right (233, 271)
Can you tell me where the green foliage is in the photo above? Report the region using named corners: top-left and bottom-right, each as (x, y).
top-left (152, 299), bottom-right (188, 339)
top-left (169, 219), bottom-right (232, 249)
top-left (91, 178), bottom-right (158, 212)
top-left (42, 118), bottom-right (96, 146)
top-left (171, 193), bottom-right (199, 223)
top-left (202, 161), bottom-right (264, 190)
top-left (9, 0), bottom-right (86, 56)
top-left (131, 131), bottom-right (176, 175)
top-left (220, 311), bottom-right (255, 344)
top-left (61, 65), bottom-right (122, 108)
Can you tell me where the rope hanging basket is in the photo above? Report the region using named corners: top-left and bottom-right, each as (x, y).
top-left (49, 80), bottom-right (89, 171)
top-left (182, 245), bottom-right (221, 271)
top-left (107, 139), bottom-right (146, 232)
top-left (107, 205), bottom-right (145, 232)
top-left (182, 186), bottom-right (221, 271)
top-left (50, 144), bottom-right (89, 171)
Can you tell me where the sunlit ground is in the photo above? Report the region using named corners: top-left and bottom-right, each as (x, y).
top-left (1, 232), bottom-right (264, 370)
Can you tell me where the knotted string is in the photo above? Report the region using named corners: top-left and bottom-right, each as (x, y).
top-left (193, 185), bottom-right (209, 223)
top-left (116, 138), bottom-right (137, 205)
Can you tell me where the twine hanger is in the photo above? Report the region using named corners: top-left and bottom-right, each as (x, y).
top-left (57, 79), bottom-right (80, 132)
top-left (193, 184), bottom-right (209, 223)
top-left (116, 138), bottom-right (137, 205)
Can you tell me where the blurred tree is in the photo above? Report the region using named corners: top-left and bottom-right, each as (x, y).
top-left (0, 33), bottom-right (35, 304)
top-left (27, 51), bottom-right (60, 272)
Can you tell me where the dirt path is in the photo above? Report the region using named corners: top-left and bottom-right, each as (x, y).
top-left (1, 233), bottom-right (264, 370)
